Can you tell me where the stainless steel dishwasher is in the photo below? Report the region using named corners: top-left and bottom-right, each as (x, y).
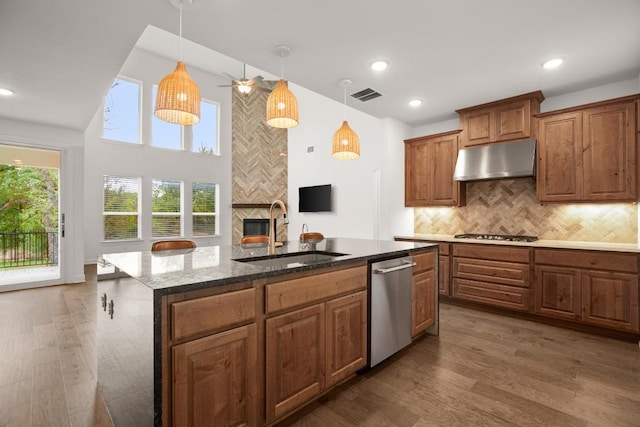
top-left (369, 255), bottom-right (415, 367)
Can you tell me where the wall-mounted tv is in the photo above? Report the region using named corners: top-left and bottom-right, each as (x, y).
top-left (299, 184), bottom-right (332, 212)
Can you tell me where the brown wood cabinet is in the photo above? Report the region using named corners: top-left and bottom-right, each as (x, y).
top-left (534, 248), bottom-right (639, 332)
top-left (404, 130), bottom-right (464, 207)
top-left (266, 304), bottom-right (325, 422)
top-left (456, 91), bottom-right (544, 147)
top-left (172, 324), bottom-right (258, 427)
top-left (165, 285), bottom-right (258, 427)
top-left (412, 251), bottom-right (437, 337)
top-left (452, 244), bottom-right (532, 311)
top-left (537, 97), bottom-right (638, 203)
top-left (438, 243), bottom-right (451, 296)
top-left (325, 291), bottom-right (367, 387)
top-left (264, 265), bottom-right (367, 423)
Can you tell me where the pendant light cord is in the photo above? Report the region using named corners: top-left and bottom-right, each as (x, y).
top-left (343, 86), bottom-right (347, 120)
top-left (178, 1), bottom-right (183, 61)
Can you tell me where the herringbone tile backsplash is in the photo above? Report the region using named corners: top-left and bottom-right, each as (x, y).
top-left (414, 178), bottom-right (637, 243)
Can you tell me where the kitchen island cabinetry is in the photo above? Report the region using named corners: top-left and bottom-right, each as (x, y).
top-left (166, 286), bottom-right (259, 427)
top-left (100, 239), bottom-right (437, 426)
top-left (456, 91), bottom-right (544, 147)
top-left (534, 248), bottom-right (639, 332)
top-left (411, 251), bottom-right (437, 337)
top-left (452, 244), bottom-right (532, 311)
top-left (172, 324), bottom-right (257, 427)
top-left (537, 97), bottom-right (638, 203)
top-left (404, 130), bottom-right (464, 207)
top-left (264, 265), bottom-right (367, 423)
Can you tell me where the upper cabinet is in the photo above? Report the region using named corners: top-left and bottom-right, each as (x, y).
top-left (404, 130), bottom-right (464, 207)
top-left (456, 91), bottom-right (544, 147)
top-left (537, 97), bottom-right (638, 203)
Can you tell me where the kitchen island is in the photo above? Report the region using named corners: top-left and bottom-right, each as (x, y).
top-left (98, 238), bottom-right (437, 426)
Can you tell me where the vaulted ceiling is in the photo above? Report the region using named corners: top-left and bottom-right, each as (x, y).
top-left (1, 0), bottom-right (639, 131)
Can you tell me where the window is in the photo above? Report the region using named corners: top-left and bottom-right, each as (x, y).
top-left (152, 179), bottom-right (182, 237)
top-left (150, 89), bottom-right (218, 154)
top-left (193, 100), bottom-right (219, 155)
top-left (103, 176), bottom-right (140, 240)
top-left (192, 182), bottom-right (218, 236)
top-left (103, 78), bottom-right (141, 143)
top-left (151, 85), bottom-right (182, 150)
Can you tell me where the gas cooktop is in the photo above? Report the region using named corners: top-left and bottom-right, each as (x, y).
top-left (454, 234), bottom-right (539, 242)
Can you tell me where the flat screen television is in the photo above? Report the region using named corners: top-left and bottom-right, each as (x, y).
top-left (299, 184), bottom-right (332, 212)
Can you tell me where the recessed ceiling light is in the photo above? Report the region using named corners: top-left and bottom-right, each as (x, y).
top-left (0, 88), bottom-right (15, 96)
top-left (409, 99), bottom-right (423, 107)
top-left (542, 58), bottom-right (564, 69)
top-left (370, 60), bottom-right (389, 71)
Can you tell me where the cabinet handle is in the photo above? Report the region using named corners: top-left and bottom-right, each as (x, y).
top-left (101, 293), bottom-right (107, 311)
top-left (108, 300), bottom-right (114, 319)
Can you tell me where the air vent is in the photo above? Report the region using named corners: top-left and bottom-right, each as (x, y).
top-left (350, 88), bottom-right (382, 102)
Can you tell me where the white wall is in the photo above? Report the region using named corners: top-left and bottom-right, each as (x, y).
top-left (0, 118), bottom-right (86, 283)
top-left (83, 48), bottom-right (233, 262)
top-left (541, 78), bottom-right (640, 113)
top-left (286, 85), bottom-right (414, 242)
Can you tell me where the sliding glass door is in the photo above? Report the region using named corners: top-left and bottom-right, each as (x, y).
top-left (0, 144), bottom-right (62, 291)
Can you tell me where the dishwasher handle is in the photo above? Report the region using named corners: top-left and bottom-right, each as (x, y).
top-left (373, 261), bottom-right (416, 275)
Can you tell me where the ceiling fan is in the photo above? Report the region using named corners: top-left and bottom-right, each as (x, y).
top-left (217, 64), bottom-right (271, 94)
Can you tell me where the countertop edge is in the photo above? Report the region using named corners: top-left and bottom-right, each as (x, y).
top-left (395, 234), bottom-right (640, 253)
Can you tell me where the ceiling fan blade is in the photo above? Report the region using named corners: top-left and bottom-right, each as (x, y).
top-left (222, 72), bottom-right (240, 81)
top-left (216, 84), bottom-right (235, 88)
top-left (252, 75), bottom-right (264, 82)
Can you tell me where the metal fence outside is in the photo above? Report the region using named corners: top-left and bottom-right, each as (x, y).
top-left (0, 231), bottom-right (58, 268)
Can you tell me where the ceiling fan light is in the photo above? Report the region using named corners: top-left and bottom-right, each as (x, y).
top-left (237, 83), bottom-right (252, 94)
top-left (266, 79), bottom-right (299, 128)
top-left (332, 120), bottom-right (360, 160)
top-left (155, 61), bottom-right (201, 125)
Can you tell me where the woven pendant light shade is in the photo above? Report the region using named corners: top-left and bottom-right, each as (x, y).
top-left (266, 79), bottom-right (299, 128)
top-left (154, 61), bottom-right (201, 125)
top-left (332, 120), bottom-right (360, 160)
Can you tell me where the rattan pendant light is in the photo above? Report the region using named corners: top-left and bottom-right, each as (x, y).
top-left (332, 79), bottom-right (360, 160)
top-left (154, 0), bottom-right (201, 125)
top-left (266, 45), bottom-right (299, 128)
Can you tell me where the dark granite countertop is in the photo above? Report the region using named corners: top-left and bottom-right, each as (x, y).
top-left (101, 238), bottom-right (436, 295)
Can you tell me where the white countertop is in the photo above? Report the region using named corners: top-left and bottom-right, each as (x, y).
top-left (395, 234), bottom-right (640, 253)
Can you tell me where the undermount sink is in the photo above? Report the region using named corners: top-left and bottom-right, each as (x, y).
top-left (235, 251), bottom-right (349, 268)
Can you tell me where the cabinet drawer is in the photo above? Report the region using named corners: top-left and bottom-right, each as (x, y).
top-left (266, 265), bottom-right (367, 314)
top-left (453, 278), bottom-right (530, 311)
top-left (453, 257), bottom-right (530, 288)
top-left (453, 243), bottom-right (530, 263)
top-left (414, 251), bottom-right (436, 273)
top-left (171, 288), bottom-right (255, 341)
top-left (535, 249), bottom-right (638, 273)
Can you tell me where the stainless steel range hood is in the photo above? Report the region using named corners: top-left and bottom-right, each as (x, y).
top-left (453, 138), bottom-right (536, 181)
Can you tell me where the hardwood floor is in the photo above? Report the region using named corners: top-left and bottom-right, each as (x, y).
top-left (0, 266), bottom-right (638, 426)
top-left (0, 265), bottom-right (111, 427)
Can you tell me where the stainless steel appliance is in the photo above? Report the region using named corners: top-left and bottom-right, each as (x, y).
top-left (369, 256), bottom-right (414, 367)
top-left (453, 138), bottom-right (536, 182)
top-left (454, 233), bottom-right (538, 242)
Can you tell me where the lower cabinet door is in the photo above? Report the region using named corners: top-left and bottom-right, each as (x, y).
top-left (534, 265), bottom-right (581, 320)
top-left (439, 256), bottom-right (450, 296)
top-left (582, 270), bottom-right (639, 331)
top-left (172, 323), bottom-right (257, 427)
top-left (325, 291), bottom-right (367, 387)
top-left (265, 304), bottom-right (325, 423)
top-left (412, 270), bottom-right (436, 337)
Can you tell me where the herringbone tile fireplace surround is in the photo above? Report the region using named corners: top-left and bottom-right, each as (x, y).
top-left (415, 178), bottom-right (637, 243)
top-left (231, 81), bottom-right (288, 244)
